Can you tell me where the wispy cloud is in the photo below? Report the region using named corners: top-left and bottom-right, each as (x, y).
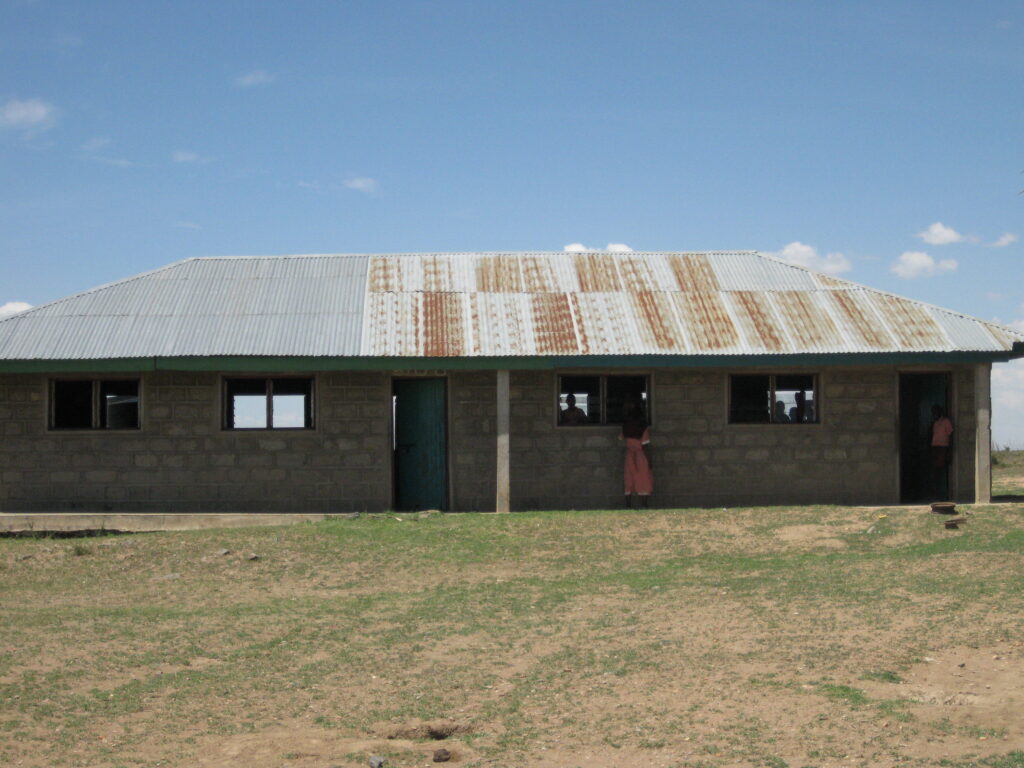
top-left (173, 221), bottom-right (202, 230)
top-left (80, 136), bottom-right (111, 153)
top-left (0, 98), bottom-right (57, 133)
top-left (563, 243), bottom-right (634, 253)
top-left (78, 136), bottom-right (141, 167)
top-left (0, 301), bottom-right (32, 317)
top-left (890, 251), bottom-right (957, 279)
top-left (769, 241), bottom-right (851, 275)
top-left (172, 150), bottom-right (210, 164)
top-left (916, 221), bottom-right (964, 245)
top-left (990, 233), bottom-right (1018, 248)
top-left (233, 70), bottom-right (275, 88)
top-left (344, 177), bottom-right (380, 195)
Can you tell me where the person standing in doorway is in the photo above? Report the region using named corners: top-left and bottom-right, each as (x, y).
top-left (620, 405), bottom-right (653, 508)
top-left (930, 404), bottom-right (953, 499)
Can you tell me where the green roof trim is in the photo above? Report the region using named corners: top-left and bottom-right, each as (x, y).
top-left (0, 348), bottom-right (1020, 374)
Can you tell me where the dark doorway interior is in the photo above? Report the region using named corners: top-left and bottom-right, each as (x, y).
top-left (392, 378), bottom-right (448, 511)
top-left (899, 373), bottom-right (951, 502)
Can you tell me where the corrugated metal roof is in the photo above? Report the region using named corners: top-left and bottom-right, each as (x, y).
top-left (0, 255), bottom-right (369, 359)
top-left (1, 251), bottom-right (1021, 361)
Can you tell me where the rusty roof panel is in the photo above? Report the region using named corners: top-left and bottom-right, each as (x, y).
top-left (422, 293), bottom-right (466, 356)
top-left (770, 291), bottom-right (843, 351)
top-left (629, 291), bottom-right (686, 352)
top-left (725, 291), bottom-right (787, 352)
top-left (669, 253), bottom-right (721, 292)
top-left (475, 293), bottom-right (534, 356)
top-left (813, 272), bottom-right (852, 289)
top-left (672, 290), bottom-right (739, 351)
top-left (568, 293), bottom-right (639, 354)
top-left (870, 293), bottom-right (949, 350)
top-left (530, 293), bottom-right (579, 354)
top-left (828, 290), bottom-right (894, 350)
top-left (519, 255), bottom-right (560, 293)
top-left (574, 253), bottom-right (622, 292)
top-left (475, 254), bottom-right (522, 293)
top-left (368, 255), bottom-right (423, 293)
top-left (617, 254), bottom-right (678, 293)
top-left (364, 292), bottom-right (420, 356)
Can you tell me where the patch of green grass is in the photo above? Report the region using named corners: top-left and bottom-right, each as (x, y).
top-left (861, 670), bottom-right (904, 684)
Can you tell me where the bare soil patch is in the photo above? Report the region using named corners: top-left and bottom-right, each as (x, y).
top-left (2, 500), bottom-right (1023, 767)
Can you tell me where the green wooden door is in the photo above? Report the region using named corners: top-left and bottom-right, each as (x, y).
top-left (393, 378), bottom-right (448, 511)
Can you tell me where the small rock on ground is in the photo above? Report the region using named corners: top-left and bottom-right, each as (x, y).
top-left (368, 756), bottom-right (385, 768)
top-left (433, 747), bottom-right (452, 762)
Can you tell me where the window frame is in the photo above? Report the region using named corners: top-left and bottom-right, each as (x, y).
top-left (222, 376), bottom-right (315, 431)
top-left (727, 372), bottom-right (820, 425)
top-left (48, 377), bottom-right (142, 431)
top-left (555, 372), bottom-right (652, 427)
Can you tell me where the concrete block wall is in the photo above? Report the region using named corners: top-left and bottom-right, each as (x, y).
top-left (448, 371), bottom-right (497, 511)
top-left (0, 371), bottom-right (391, 512)
top-left (504, 367), bottom-right (903, 510)
top-left (0, 364), bottom-right (982, 512)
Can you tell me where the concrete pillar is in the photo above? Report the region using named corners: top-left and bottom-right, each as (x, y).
top-left (974, 362), bottom-right (992, 504)
top-left (496, 369), bottom-right (510, 513)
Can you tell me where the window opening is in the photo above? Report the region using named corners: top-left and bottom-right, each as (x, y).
top-left (558, 374), bottom-right (650, 426)
top-left (225, 378), bottom-right (313, 430)
top-left (51, 379), bottom-right (139, 430)
top-left (729, 374), bottom-right (818, 424)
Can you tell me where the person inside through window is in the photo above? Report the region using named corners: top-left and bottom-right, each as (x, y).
top-left (560, 393), bottom-right (588, 426)
top-left (773, 400), bottom-right (790, 423)
top-left (620, 405), bottom-right (652, 508)
top-left (930, 404), bottom-right (953, 499)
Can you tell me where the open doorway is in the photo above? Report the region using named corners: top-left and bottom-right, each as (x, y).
top-left (392, 378), bottom-right (448, 511)
top-left (899, 372), bottom-right (951, 502)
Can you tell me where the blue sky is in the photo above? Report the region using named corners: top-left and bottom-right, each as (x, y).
top-left (2, 1), bottom-right (1023, 442)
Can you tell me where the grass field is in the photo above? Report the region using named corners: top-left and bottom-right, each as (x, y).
top-left (2, 457), bottom-right (1024, 768)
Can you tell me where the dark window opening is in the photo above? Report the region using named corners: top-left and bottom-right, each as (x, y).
top-left (558, 375), bottom-right (600, 425)
top-left (51, 379), bottom-right (139, 430)
top-left (558, 374), bottom-right (650, 426)
top-left (225, 378), bottom-right (313, 430)
top-left (729, 374), bottom-right (817, 424)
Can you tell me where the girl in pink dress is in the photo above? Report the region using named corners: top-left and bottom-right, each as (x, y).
top-left (620, 406), bottom-right (653, 508)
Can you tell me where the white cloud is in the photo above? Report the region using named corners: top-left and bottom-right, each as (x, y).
top-left (990, 233), bottom-right (1018, 248)
top-left (563, 243), bottom-right (634, 253)
top-left (344, 177), bottom-right (380, 194)
top-left (0, 98), bottom-right (57, 132)
top-left (0, 301), bottom-right (32, 317)
top-left (916, 222), bottom-right (964, 245)
top-left (890, 251), bottom-right (957, 279)
top-left (769, 241), bottom-right (852, 275)
top-left (172, 150), bottom-right (208, 163)
top-left (80, 136), bottom-right (111, 153)
top-left (993, 356), bottom-right (1024, 448)
top-left (234, 70), bottom-right (275, 87)
top-left (174, 220), bottom-right (201, 230)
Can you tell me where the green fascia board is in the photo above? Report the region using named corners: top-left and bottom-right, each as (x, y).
top-left (1, 348), bottom-right (1021, 374)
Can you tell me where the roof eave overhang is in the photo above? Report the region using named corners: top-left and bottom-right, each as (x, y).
top-left (1, 349), bottom-right (1022, 374)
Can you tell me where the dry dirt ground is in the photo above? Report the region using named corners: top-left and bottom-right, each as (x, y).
top-left (2, 473), bottom-right (1023, 767)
